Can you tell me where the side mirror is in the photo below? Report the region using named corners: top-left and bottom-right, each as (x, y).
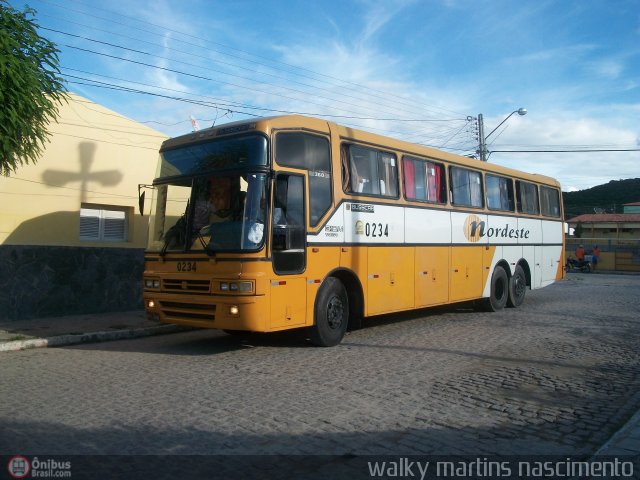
top-left (138, 184), bottom-right (154, 216)
top-left (138, 191), bottom-right (146, 216)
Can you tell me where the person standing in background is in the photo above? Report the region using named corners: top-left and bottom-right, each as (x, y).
top-left (592, 245), bottom-right (601, 270)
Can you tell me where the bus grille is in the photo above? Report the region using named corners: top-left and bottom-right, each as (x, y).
top-left (159, 301), bottom-right (216, 322)
top-left (162, 278), bottom-right (211, 294)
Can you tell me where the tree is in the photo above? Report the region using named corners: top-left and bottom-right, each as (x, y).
top-left (574, 221), bottom-right (583, 238)
top-left (0, 1), bottom-right (67, 176)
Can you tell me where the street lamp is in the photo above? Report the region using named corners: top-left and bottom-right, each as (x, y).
top-left (477, 108), bottom-right (527, 161)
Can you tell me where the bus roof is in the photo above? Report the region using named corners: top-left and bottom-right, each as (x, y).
top-left (160, 114), bottom-right (561, 189)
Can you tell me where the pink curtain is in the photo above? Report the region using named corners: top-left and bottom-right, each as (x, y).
top-left (403, 158), bottom-right (415, 198)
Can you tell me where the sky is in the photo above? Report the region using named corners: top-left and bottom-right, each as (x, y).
top-left (9, 0), bottom-right (640, 191)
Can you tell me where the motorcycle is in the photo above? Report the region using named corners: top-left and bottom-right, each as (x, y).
top-left (565, 257), bottom-right (591, 273)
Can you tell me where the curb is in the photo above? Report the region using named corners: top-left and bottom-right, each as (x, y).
top-left (0, 324), bottom-right (192, 353)
top-left (592, 390), bottom-right (640, 457)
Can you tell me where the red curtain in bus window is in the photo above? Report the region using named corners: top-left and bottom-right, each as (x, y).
top-left (403, 158), bottom-right (415, 198)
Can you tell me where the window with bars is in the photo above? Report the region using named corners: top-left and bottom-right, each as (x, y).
top-left (80, 206), bottom-right (128, 242)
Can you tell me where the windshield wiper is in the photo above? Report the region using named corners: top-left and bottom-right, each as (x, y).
top-left (195, 229), bottom-right (210, 253)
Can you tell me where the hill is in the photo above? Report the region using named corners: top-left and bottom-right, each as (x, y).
top-left (563, 178), bottom-right (640, 218)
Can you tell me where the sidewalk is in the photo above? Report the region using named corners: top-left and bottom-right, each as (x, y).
top-left (593, 407), bottom-right (640, 457)
top-left (0, 310), bottom-right (189, 353)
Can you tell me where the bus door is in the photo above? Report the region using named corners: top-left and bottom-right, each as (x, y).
top-left (269, 173), bottom-right (307, 329)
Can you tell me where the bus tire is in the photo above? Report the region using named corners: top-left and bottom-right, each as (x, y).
top-left (507, 265), bottom-right (527, 308)
top-left (485, 265), bottom-right (508, 312)
top-left (309, 277), bottom-right (349, 347)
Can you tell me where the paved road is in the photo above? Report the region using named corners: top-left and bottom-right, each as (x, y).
top-left (1, 273), bottom-right (639, 458)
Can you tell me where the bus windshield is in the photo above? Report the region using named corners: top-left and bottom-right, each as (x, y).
top-left (159, 134), bottom-right (268, 177)
top-left (148, 172), bottom-right (268, 254)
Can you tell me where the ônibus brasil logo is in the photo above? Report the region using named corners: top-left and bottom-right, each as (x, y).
top-left (7, 456), bottom-right (30, 479)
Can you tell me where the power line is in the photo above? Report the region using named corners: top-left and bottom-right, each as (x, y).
top-left (34, 4), bottom-right (477, 148)
top-left (36, 0), bottom-right (467, 118)
top-left (66, 75), bottom-right (479, 151)
top-left (63, 72), bottom-right (466, 125)
top-left (40, 23), bottom-right (447, 123)
top-left (56, 120), bottom-right (166, 139)
top-left (46, 27), bottom-right (437, 121)
top-left (491, 149), bottom-right (640, 153)
top-left (5, 176), bottom-right (138, 198)
top-left (47, 129), bottom-right (162, 150)
top-left (63, 42), bottom-right (469, 126)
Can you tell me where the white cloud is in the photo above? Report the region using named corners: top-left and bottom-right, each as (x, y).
top-left (487, 114), bottom-right (639, 190)
top-left (588, 59), bottom-right (624, 79)
top-left (357, 0), bottom-right (415, 46)
top-left (513, 44), bottom-right (597, 64)
top-left (59, 0), bottom-right (636, 192)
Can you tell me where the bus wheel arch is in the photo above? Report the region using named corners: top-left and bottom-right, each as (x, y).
top-left (309, 276), bottom-right (349, 347)
top-left (517, 259), bottom-right (532, 288)
top-left (329, 268), bottom-right (364, 331)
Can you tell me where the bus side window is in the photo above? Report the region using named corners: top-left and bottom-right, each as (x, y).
top-left (540, 186), bottom-right (561, 217)
top-left (403, 156), bottom-right (445, 203)
top-left (516, 180), bottom-right (539, 215)
top-left (346, 145), bottom-right (398, 198)
top-left (450, 166), bottom-right (483, 208)
top-left (486, 174), bottom-right (515, 212)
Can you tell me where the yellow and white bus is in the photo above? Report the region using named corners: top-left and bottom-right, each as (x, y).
top-left (142, 115), bottom-right (565, 346)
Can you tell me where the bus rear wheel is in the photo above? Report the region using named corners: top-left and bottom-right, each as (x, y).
top-left (485, 265), bottom-right (508, 312)
top-left (309, 277), bottom-right (349, 347)
top-left (507, 265), bottom-right (527, 308)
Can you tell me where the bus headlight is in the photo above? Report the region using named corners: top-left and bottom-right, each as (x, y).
top-left (229, 305), bottom-right (239, 316)
top-left (145, 278), bottom-right (160, 288)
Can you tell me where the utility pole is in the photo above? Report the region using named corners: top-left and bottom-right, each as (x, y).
top-left (477, 113), bottom-right (487, 161)
top-left (476, 108), bottom-right (527, 162)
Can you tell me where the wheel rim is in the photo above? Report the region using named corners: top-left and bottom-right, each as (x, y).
top-left (326, 295), bottom-right (345, 330)
top-left (514, 275), bottom-right (525, 298)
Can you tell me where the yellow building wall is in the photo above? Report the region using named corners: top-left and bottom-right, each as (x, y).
top-left (0, 93), bottom-right (168, 247)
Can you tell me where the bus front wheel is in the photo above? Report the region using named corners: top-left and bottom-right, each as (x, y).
top-left (485, 265), bottom-right (508, 312)
top-left (309, 277), bottom-right (349, 347)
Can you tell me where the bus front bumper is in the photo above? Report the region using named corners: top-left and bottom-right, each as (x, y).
top-left (143, 292), bottom-right (268, 332)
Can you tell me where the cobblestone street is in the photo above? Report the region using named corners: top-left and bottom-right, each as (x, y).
top-left (1, 273), bottom-right (639, 458)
